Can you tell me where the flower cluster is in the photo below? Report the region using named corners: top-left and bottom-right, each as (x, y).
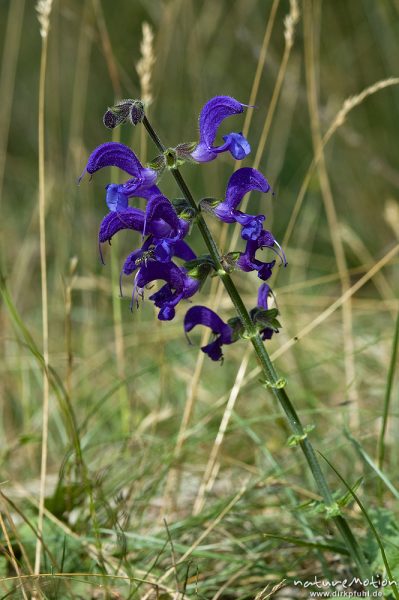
top-left (82, 96), bottom-right (285, 359)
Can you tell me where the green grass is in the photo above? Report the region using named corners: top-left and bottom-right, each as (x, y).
top-left (0, 0), bottom-right (399, 597)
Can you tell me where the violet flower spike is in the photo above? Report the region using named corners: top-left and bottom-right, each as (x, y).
top-left (184, 306), bottom-right (235, 361)
top-left (214, 167), bottom-right (270, 241)
top-left (190, 96), bottom-right (251, 163)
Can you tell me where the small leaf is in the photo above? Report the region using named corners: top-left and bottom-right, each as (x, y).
top-left (287, 424), bottom-right (315, 446)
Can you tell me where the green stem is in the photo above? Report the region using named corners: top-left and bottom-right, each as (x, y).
top-left (142, 116), bottom-right (370, 578)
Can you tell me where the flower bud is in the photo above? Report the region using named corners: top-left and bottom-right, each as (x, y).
top-left (130, 100), bottom-right (145, 125)
top-left (103, 99), bottom-right (145, 129)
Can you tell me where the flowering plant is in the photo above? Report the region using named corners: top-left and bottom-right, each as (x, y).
top-left (81, 95), bottom-right (371, 578)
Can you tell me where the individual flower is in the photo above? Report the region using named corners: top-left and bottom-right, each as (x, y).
top-left (80, 142), bottom-right (158, 211)
top-left (98, 191), bottom-right (192, 261)
top-left (256, 283), bottom-right (275, 340)
top-left (184, 306), bottom-right (235, 361)
top-left (133, 261), bottom-right (200, 321)
top-left (213, 167), bottom-right (270, 240)
top-left (236, 229), bottom-right (280, 281)
top-left (190, 96), bottom-right (251, 163)
top-left (123, 240), bottom-right (196, 276)
top-left (143, 195), bottom-right (190, 261)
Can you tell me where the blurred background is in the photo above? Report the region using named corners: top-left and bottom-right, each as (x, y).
top-left (0, 0), bottom-right (398, 597)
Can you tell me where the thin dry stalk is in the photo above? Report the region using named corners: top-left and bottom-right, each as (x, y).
top-left (1, 495), bottom-right (33, 576)
top-left (0, 511), bottom-right (29, 599)
top-left (253, 0), bottom-right (300, 169)
top-left (192, 348), bottom-right (251, 515)
top-left (241, 0), bottom-right (281, 139)
top-left (34, 0), bottom-right (53, 576)
top-left (255, 579), bottom-right (287, 599)
top-left (303, 0), bottom-right (358, 426)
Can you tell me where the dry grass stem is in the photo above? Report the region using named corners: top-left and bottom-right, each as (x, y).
top-left (34, 16), bottom-right (51, 576)
top-left (304, 0), bottom-right (358, 426)
top-left (0, 510), bottom-right (29, 599)
top-left (241, 0), bottom-right (281, 139)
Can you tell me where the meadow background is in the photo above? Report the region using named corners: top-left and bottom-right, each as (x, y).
top-left (1, 0), bottom-right (399, 597)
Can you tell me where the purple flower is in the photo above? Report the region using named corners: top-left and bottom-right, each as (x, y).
top-left (184, 306), bottom-right (235, 361)
top-left (237, 230), bottom-right (279, 280)
top-left (99, 192), bottom-right (192, 262)
top-left (190, 96), bottom-right (251, 163)
top-left (133, 261), bottom-right (200, 321)
top-left (143, 195), bottom-right (191, 261)
top-left (214, 168), bottom-right (270, 240)
top-left (123, 240), bottom-right (195, 276)
top-left (80, 142), bottom-right (158, 211)
top-left (121, 237), bottom-right (153, 276)
top-left (105, 182), bottom-right (161, 212)
top-left (257, 283), bottom-right (274, 340)
top-left (99, 207), bottom-right (170, 244)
